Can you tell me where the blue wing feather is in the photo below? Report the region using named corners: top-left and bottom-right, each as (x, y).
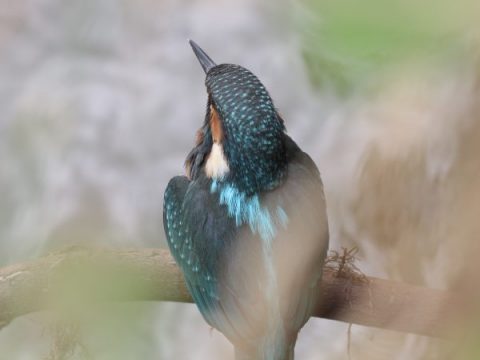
top-left (163, 175), bottom-right (245, 340)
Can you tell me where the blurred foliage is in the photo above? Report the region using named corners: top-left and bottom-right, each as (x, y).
top-left (44, 321), bottom-right (86, 360)
top-left (295, 0), bottom-right (480, 93)
top-left (458, 310), bottom-right (480, 360)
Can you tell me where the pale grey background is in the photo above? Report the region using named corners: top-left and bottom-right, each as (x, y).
top-left (0, 0), bottom-right (477, 359)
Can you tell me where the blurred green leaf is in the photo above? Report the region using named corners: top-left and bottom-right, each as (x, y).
top-left (295, 0), bottom-right (479, 92)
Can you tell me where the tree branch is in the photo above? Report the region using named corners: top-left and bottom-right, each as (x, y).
top-left (0, 247), bottom-right (460, 337)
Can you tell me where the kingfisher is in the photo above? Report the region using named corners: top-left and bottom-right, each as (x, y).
top-left (163, 40), bottom-right (329, 360)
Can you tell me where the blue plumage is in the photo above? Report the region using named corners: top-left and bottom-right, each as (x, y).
top-left (212, 180), bottom-right (286, 242)
top-left (163, 41), bottom-right (329, 360)
top-left (207, 64), bottom-right (287, 195)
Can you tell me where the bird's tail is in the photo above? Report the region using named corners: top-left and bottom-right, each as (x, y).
top-left (234, 337), bottom-right (295, 360)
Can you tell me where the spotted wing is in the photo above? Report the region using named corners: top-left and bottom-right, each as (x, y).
top-left (163, 176), bottom-right (248, 341)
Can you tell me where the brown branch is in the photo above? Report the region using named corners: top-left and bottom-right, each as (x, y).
top-left (0, 247), bottom-right (461, 337)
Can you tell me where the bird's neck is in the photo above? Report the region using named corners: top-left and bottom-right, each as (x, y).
top-left (220, 135), bottom-right (288, 196)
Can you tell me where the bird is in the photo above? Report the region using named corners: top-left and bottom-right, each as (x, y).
top-left (163, 40), bottom-right (329, 360)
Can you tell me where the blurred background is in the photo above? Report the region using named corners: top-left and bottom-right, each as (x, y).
top-left (1, 0), bottom-right (480, 358)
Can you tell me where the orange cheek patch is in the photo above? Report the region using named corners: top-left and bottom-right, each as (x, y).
top-left (210, 105), bottom-right (224, 143)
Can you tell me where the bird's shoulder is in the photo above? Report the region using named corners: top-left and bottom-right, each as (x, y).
top-left (163, 174), bottom-right (236, 275)
top-left (284, 134), bottom-right (321, 180)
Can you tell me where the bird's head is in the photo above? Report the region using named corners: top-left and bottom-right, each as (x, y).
top-left (186, 40), bottom-right (287, 196)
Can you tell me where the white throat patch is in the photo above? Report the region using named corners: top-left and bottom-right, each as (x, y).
top-left (206, 142), bottom-right (230, 179)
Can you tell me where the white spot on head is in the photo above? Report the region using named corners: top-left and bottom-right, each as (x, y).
top-left (206, 142), bottom-right (230, 179)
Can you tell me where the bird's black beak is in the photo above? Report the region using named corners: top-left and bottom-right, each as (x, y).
top-left (189, 40), bottom-right (217, 74)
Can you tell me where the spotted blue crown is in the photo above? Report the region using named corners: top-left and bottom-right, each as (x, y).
top-left (206, 64), bottom-right (287, 196)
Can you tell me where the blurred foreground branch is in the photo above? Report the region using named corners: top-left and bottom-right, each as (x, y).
top-left (0, 247), bottom-right (460, 337)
